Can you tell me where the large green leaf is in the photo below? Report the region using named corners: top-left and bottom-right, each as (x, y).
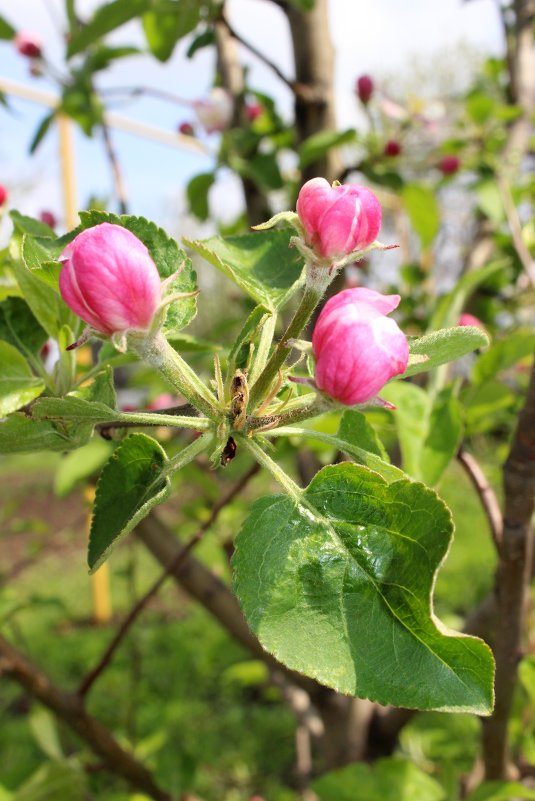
top-left (401, 326), bottom-right (489, 379)
top-left (75, 211), bottom-right (197, 336)
top-left (88, 433), bottom-right (170, 572)
top-left (142, 0), bottom-right (200, 61)
top-left (233, 463), bottom-right (494, 711)
top-left (67, 0), bottom-right (150, 56)
top-left (383, 384), bottom-right (462, 486)
top-left (184, 229), bottom-right (304, 310)
top-left (0, 414), bottom-right (88, 453)
top-left (402, 184), bottom-right (440, 249)
top-left (0, 341), bottom-right (45, 415)
top-left (313, 757), bottom-right (445, 801)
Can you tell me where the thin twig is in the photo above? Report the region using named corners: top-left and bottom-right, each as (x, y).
top-left (0, 635), bottom-right (172, 801)
top-left (77, 463), bottom-right (260, 698)
top-left (220, 15), bottom-right (299, 95)
top-left (101, 119), bottom-right (129, 214)
top-left (457, 447), bottom-right (503, 555)
top-left (99, 85), bottom-right (194, 106)
top-left (95, 404), bottom-right (198, 436)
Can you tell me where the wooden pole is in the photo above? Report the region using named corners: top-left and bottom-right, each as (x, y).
top-left (57, 114), bottom-right (78, 229)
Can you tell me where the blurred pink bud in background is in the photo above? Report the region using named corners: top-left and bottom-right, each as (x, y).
top-left (458, 313), bottom-right (485, 330)
top-left (0, 185), bottom-right (7, 207)
top-left (14, 32), bottom-right (42, 58)
top-left (39, 210), bottom-right (57, 229)
top-left (312, 287), bottom-right (408, 405)
top-left (384, 139), bottom-right (402, 157)
top-left (296, 178), bottom-right (381, 260)
top-left (438, 155), bottom-right (460, 175)
top-left (59, 223), bottom-right (161, 335)
top-left (194, 88), bottom-right (234, 134)
top-left (178, 121), bottom-right (195, 136)
top-left (245, 102), bottom-right (263, 122)
top-left (356, 74), bottom-right (374, 104)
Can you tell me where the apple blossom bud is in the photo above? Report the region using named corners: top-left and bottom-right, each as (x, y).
top-left (356, 74), bottom-right (374, 104)
top-left (194, 88), bottom-right (234, 134)
top-left (312, 287), bottom-right (408, 405)
top-left (438, 155), bottom-right (460, 175)
top-left (296, 178), bottom-right (381, 260)
top-left (39, 210), bottom-right (56, 228)
top-left (59, 223), bottom-right (161, 335)
top-left (245, 102), bottom-right (262, 122)
top-left (384, 139), bottom-right (401, 157)
top-left (14, 32), bottom-right (42, 58)
top-left (458, 313), bottom-right (485, 330)
top-left (178, 121), bottom-right (195, 136)
top-left (0, 185), bottom-right (7, 207)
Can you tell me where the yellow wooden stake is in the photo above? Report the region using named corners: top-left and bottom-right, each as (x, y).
top-left (57, 114), bottom-right (78, 230)
top-left (84, 487), bottom-right (112, 624)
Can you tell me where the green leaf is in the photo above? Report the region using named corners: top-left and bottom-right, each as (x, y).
top-left (12, 760), bottom-right (87, 801)
top-left (67, 0), bottom-right (150, 56)
top-left (54, 438), bottom-right (114, 497)
top-left (402, 184), bottom-right (440, 249)
top-left (84, 44), bottom-right (140, 72)
top-left (186, 172), bottom-right (215, 221)
top-left (233, 152), bottom-right (284, 191)
top-left (184, 229), bottom-right (304, 310)
top-left (29, 707), bottom-right (63, 760)
top-left (299, 129), bottom-right (357, 169)
top-left (186, 28), bottom-right (215, 58)
top-left (0, 414), bottom-right (82, 453)
top-left (32, 366), bottom-right (117, 426)
top-left (88, 433), bottom-right (171, 572)
top-left (466, 92), bottom-right (496, 125)
top-left (338, 409), bottom-right (389, 461)
top-left (472, 330), bottom-right (535, 384)
top-left (0, 341), bottom-right (45, 415)
top-left (463, 380), bottom-right (516, 435)
top-left (0, 15), bottom-right (15, 39)
top-left (142, 0), bottom-right (200, 61)
top-left (0, 298), bottom-right (48, 355)
top-left (429, 261), bottom-right (505, 331)
top-left (29, 112), bottom-right (56, 155)
top-left (313, 757), bottom-right (445, 801)
top-left (287, 0), bottom-right (316, 9)
top-left (401, 326), bottom-right (489, 379)
top-left (10, 211), bottom-right (58, 243)
top-left (464, 781), bottom-right (535, 801)
top-left (76, 211), bottom-right (198, 336)
top-left (233, 462), bottom-right (494, 711)
top-left (227, 304), bottom-right (272, 374)
top-left (477, 180), bottom-right (504, 225)
top-left (10, 235), bottom-right (77, 339)
top-left (383, 384), bottom-right (462, 485)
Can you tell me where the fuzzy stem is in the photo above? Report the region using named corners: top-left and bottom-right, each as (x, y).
top-left (132, 332), bottom-right (221, 421)
top-left (248, 312), bottom-right (277, 386)
top-left (237, 435), bottom-right (302, 501)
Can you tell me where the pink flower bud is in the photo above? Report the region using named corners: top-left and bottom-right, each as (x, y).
top-left (438, 155), bottom-right (460, 175)
top-left (39, 210), bottom-right (56, 229)
top-left (296, 178), bottom-right (382, 260)
top-left (0, 185), bottom-right (7, 207)
top-left (458, 313), bottom-right (485, 330)
top-left (245, 102), bottom-right (262, 122)
top-left (59, 223), bottom-right (161, 335)
top-left (194, 88), bottom-right (234, 134)
top-left (384, 139), bottom-right (401, 157)
top-left (178, 121), bottom-right (195, 136)
top-left (312, 287), bottom-right (409, 405)
top-left (356, 74), bottom-right (374, 104)
top-left (14, 32), bottom-right (42, 58)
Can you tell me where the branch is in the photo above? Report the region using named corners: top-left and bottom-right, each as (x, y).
top-left (221, 15), bottom-right (295, 92)
top-left (0, 634), bottom-right (172, 801)
top-left (496, 172), bottom-right (535, 288)
top-left (457, 447), bottom-right (504, 555)
top-left (482, 347), bottom-right (535, 779)
top-left (78, 463), bottom-right (260, 698)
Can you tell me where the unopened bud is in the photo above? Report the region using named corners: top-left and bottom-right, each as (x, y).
top-left (384, 139), bottom-right (401, 157)
top-left (40, 210), bottom-right (56, 229)
top-left (438, 155), bottom-right (460, 176)
top-left (194, 88), bottom-right (233, 134)
top-left (356, 74), bottom-right (374, 104)
top-left (14, 32), bottom-right (42, 59)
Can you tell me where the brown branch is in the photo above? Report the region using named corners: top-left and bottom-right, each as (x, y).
top-left (78, 463), bottom-right (260, 698)
top-left (457, 447), bottom-right (504, 555)
top-left (101, 119), bottom-right (128, 215)
top-left (0, 634), bottom-right (172, 801)
top-left (482, 348), bottom-right (535, 779)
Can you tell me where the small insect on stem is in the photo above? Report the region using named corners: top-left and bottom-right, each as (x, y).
top-left (230, 370), bottom-right (249, 431)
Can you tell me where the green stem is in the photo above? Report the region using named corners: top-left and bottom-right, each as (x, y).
top-left (132, 332), bottom-right (221, 421)
top-left (248, 312), bottom-right (277, 386)
top-left (248, 269), bottom-right (331, 411)
top-left (246, 395), bottom-right (330, 433)
top-left (237, 435), bottom-right (302, 501)
top-left (110, 411), bottom-right (212, 431)
top-left (164, 431), bottom-right (213, 477)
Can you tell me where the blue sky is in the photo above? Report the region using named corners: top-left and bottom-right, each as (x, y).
top-left (0, 0), bottom-right (502, 236)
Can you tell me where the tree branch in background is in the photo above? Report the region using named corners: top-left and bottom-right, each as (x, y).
top-left (457, 447), bottom-right (503, 555)
top-left (496, 172), bottom-right (535, 288)
top-left (0, 635), bottom-right (172, 801)
top-left (482, 348), bottom-right (535, 778)
top-left (101, 119), bottom-right (129, 215)
top-left (77, 463), bottom-right (260, 698)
